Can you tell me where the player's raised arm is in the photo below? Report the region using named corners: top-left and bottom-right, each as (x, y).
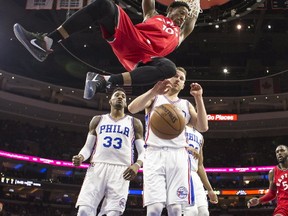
top-left (179, 0), bottom-right (201, 43)
top-left (180, 15), bottom-right (197, 43)
top-left (142, 0), bottom-right (158, 20)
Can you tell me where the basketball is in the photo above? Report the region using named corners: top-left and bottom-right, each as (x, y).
top-left (150, 104), bottom-right (186, 139)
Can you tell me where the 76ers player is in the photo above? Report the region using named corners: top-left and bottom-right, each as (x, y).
top-left (128, 67), bottom-right (208, 216)
top-left (13, 0), bottom-right (201, 99)
top-left (183, 126), bottom-right (218, 216)
top-left (247, 145), bottom-right (288, 216)
top-left (72, 88), bottom-right (145, 216)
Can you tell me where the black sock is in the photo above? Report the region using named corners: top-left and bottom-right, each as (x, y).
top-left (108, 74), bottom-right (124, 85)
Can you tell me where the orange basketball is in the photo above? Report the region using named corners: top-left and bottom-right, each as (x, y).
top-left (150, 104), bottom-right (186, 139)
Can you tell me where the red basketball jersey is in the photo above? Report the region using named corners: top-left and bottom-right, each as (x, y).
top-left (105, 6), bottom-right (180, 71)
top-left (273, 166), bottom-right (288, 214)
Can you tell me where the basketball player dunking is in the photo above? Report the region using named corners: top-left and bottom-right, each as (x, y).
top-left (128, 67), bottom-right (208, 216)
top-left (13, 0), bottom-right (202, 99)
top-left (72, 88), bottom-right (145, 216)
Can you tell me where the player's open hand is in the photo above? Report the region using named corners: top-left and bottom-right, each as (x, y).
top-left (72, 154), bottom-right (84, 166)
top-left (152, 80), bottom-right (172, 95)
top-left (185, 146), bottom-right (199, 159)
top-left (208, 190), bottom-right (218, 204)
top-left (247, 198), bottom-right (259, 208)
top-left (123, 164), bottom-right (139, 181)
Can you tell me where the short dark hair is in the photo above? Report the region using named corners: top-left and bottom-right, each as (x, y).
top-left (168, 1), bottom-right (190, 12)
top-left (111, 87), bottom-right (126, 96)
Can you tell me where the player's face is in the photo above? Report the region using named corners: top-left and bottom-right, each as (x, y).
top-left (168, 6), bottom-right (189, 27)
top-left (275, 145), bottom-right (288, 164)
top-left (169, 70), bottom-right (186, 91)
top-left (110, 90), bottom-right (127, 110)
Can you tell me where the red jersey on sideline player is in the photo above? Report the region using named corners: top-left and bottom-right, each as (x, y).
top-left (248, 145), bottom-right (288, 216)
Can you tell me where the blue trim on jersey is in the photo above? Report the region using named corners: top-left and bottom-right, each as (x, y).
top-left (188, 156), bottom-right (195, 205)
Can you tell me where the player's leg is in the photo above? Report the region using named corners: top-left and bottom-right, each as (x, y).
top-left (106, 211), bottom-right (121, 216)
top-left (191, 171), bottom-right (209, 216)
top-left (99, 164), bottom-right (130, 215)
top-left (111, 58), bottom-right (177, 86)
top-left (144, 149), bottom-right (166, 216)
top-left (166, 204), bottom-right (182, 216)
top-left (197, 206), bottom-right (209, 216)
top-left (14, 0), bottom-right (117, 62)
top-left (182, 205), bottom-right (198, 216)
top-left (76, 165), bottom-right (107, 215)
top-left (166, 149), bottom-right (193, 211)
top-left (84, 57), bottom-right (177, 99)
top-left (77, 205), bottom-right (97, 216)
top-left (146, 203), bottom-right (165, 216)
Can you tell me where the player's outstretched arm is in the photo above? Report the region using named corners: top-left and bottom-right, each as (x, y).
top-left (72, 116), bottom-right (100, 166)
top-left (123, 118), bottom-right (145, 180)
top-left (197, 142), bottom-right (218, 204)
top-left (180, 16), bottom-right (197, 43)
top-left (128, 80), bottom-right (171, 114)
top-left (142, 0), bottom-right (158, 20)
top-left (247, 169), bottom-right (277, 208)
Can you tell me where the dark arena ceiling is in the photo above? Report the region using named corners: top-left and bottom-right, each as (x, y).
top-left (0, 0), bottom-right (288, 96)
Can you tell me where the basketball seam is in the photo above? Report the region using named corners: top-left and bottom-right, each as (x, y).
top-left (153, 109), bottom-right (181, 133)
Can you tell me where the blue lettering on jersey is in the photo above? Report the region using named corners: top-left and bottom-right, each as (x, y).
top-left (186, 132), bottom-right (201, 147)
top-left (99, 124), bottom-right (130, 137)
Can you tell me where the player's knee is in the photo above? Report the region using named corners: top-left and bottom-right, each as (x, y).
top-left (158, 58), bottom-right (177, 79)
top-left (106, 210), bottom-right (121, 216)
top-left (183, 205), bottom-right (198, 216)
top-left (86, 0), bottom-right (115, 18)
top-left (77, 205), bottom-right (96, 216)
top-left (147, 203), bottom-right (164, 216)
top-left (198, 206), bottom-right (209, 216)
top-left (167, 204), bottom-right (182, 216)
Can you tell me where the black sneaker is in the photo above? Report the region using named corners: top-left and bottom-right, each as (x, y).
top-left (13, 23), bottom-right (53, 62)
top-left (83, 72), bottom-right (111, 99)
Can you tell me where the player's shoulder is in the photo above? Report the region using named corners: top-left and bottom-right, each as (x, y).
top-left (92, 114), bottom-right (108, 123)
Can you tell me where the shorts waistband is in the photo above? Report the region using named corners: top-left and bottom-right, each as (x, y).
top-left (147, 146), bottom-right (182, 151)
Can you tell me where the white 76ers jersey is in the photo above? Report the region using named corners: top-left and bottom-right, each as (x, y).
top-left (186, 126), bottom-right (203, 172)
top-left (145, 95), bottom-right (191, 148)
top-left (90, 114), bottom-right (135, 166)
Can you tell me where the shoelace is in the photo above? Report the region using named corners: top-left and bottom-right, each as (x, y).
top-left (30, 32), bottom-right (47, 41)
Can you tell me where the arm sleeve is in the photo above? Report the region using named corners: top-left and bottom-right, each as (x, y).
top-left (259, 189), bottom-right (277, 204)
top-left (79, 134), bottom-right (96, 161)
top-left (135, 139), bottom-right (145, 162)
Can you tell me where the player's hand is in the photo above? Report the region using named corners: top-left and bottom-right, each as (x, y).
top-left (123, 164), bottom-right (139, 181)
top-left (185, 146), bottom-right (199, 159)
top-left (72, 154), bottom-right (84, 166)
top-left (152, 80), bottom-right (172, 95)
top-left (208, 190), bottom-right (218, 204)
top-left (190, 83), bottom-right (203, 97)
top-left (247, 198), bottom-right (259, 208)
